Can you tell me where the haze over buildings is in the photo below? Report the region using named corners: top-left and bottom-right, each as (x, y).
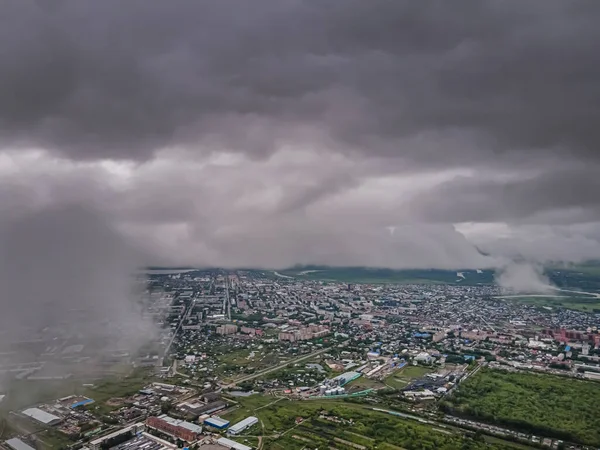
top-left (0, 1), bottom-right (600, 372)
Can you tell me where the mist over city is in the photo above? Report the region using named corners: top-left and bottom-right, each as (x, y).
top-left (1, 2), bottom-right (600, 450)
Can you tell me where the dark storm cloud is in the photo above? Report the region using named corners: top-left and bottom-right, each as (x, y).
top-left (1, 0), bottom-right (599, 163)
top-left (408, 166), bottom-right (600, 223)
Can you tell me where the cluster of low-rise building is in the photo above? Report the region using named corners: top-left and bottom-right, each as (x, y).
top-left (150, 270), bottom-right (600, 394)
top-left (4, 269), bottom-right (599, 450)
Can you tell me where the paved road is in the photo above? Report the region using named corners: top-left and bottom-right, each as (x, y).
top-left (162, 298), bottom-right (192, 361)
top-left (171, 359), bottom-right (190, 378)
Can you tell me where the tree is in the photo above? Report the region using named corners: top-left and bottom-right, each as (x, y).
top-left (160, 401), bottom-right (172, 414)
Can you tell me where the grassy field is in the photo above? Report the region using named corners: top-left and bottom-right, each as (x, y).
top-left (345, 376), bottom-right (386, 390)
top-left (277, 267), bottom-right (495, 285)
top-left (279, 263), bottom-right (600, 291)
top-left (444, 367), bottom-right (600, 446)
top-left (384, 376), bottom-right (410, 390)
top-left (222, 394), bottom-right (527, 450)
top-left (346, 366), bottom-right (434, 392)
top-left (217, 349), bottom-right (283, 373)
top-left (83, 370), bottom-right (152, 404)
top-left (217, 348), bottom-right (254, 366)
top-left (231, 436), bottom-right (260, 448)
top-left (383, 365), bottom-right (433, 390)
top-left (395, 365), bottom-right (433, 380)
top-left (501, 295), bottom-right (600, 312)
top-left (546, 264), bottom-right (600, 292)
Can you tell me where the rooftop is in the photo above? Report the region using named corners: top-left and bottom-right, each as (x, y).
top-left (109, 434), bottom-right (174, 450)
top-left (22, 407), bottom-right (61, 425)
top-left (229, 416), bottom-right (258, 433)
top-left (216, 437), bottom-right (252, 450)
top-left (158, 414), bottom-right (203, 434)
top-left (5, 438), bottom-right (36, 450)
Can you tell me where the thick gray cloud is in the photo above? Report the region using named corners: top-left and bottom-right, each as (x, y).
top-left (1, 0), bottom-right (600, 272)
top-left (1, 0), bottom-right (599, 166)
top-left (3, 0), bottom-right (600, 394)
top-left (408, 165), bottom-right (600, 223)
top-left (0, 151), bottom-right (496, 269)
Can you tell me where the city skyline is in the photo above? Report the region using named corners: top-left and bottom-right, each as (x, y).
top-left (1, 1), bottom-right (600, 275)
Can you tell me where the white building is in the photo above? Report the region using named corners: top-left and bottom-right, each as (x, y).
top-left (217, 437), bottom-right (253, 450)
top-left (5, 438), bottom-right (36, 450)
top-left (227, 416), bottom-right (258, 435)
top-left (414, 352), bottom-right (432, 364)
top-left (21, 408), bottom-right (62, 426)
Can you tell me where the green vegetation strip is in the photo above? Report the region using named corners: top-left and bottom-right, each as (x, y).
top-left (307, 389), bottom-right (374, 399)
top-left (443, 367), bottom-right (600, 446)
top-left (227, 394), bottom-right (525, 450)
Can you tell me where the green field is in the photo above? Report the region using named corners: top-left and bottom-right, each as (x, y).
top-left (395, 365), bottom-right (434, 380)
top-left (444, 368), bottom-right (600, 446)
top-left (501, 294), bottom-right (600, 312)
top-left (224, 394), bottom-right (525, 450)
top-left (280, 263), bottom-right (600, 291)
top-left (345, 376), bottom-right (385, 390)
top-left (384, 365), bottom-right (433, 390)
top-left (384, 376), bottom-right (410, 390)
top-left (214, 348), bottom-right (288, 383)
top-left (277, 267), bottom-right (495, 285)
top-left (547, 263), bottom-right (600, 291)
top-left (84, 371), bottom-right (152, 403)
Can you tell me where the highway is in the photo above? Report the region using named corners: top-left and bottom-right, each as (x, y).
top-left (222, 274), bottom-right (231, 320)
top-left (162, 295), bottom-right (194, 361)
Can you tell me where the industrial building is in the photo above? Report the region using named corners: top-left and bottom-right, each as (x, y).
top-left (227, 416), bottom-right (258, 435)
top-left (180, 400), bottom-right (227, 417)
top-left (57, 395), bottom-right (95, 409)
top-left (70, 398), bottom-right (94, 409)
top-left (5, 438), bottom-right (36, 450)
top-left (21, 407), bottom-right (62, 426)
top-left (146, 415), bottom-right (202, 443)
top-left (414, 352), bottom-right (433, 364)
top-left (331, 371), bottom-right (361, 386)
top-left (109, 433), bottom-right (177, 450)
top-left (89, 424), bottom-right (145, 450)
top-left (216, 437), bottom-right (253, 450)
top-left (323, 386), bottom-right (345, 396)
top-left (204, 416), bottom-right (230, 429)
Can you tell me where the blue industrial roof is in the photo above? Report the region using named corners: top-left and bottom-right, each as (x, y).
top-left (413, 332), bottom-right (431, 338)
top-left (71, 399), bottom-right (94, 408)
top-left (205, 417), bottom-right (230, 429)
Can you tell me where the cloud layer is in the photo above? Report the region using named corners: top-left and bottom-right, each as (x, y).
top-left (1, 0), bottom-right (600, 271)
top-left (2, 1), bottom-right (599, 163)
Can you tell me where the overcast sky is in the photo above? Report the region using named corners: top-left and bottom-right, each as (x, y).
top-left (2, 0), bottom-right (600, 271)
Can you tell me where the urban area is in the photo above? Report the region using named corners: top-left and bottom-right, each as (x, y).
top-left (2, 268), bottom-right (600, 450)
